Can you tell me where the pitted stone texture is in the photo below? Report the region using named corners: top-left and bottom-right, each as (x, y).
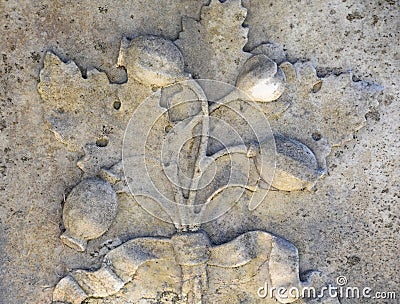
top-left (53, 231), bottom-right (307, 304)
top-left (268, 61), bottom-right (382, 172)
top-left (37, 52), bottom-right (119, 153)
top-left (37, 51), bottom-right (153, 176)
top-left (1, 0), bottom-right (398, 303)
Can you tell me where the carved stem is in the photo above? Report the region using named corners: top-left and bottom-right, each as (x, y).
top-left (185, 96), bottom-right (209, 231)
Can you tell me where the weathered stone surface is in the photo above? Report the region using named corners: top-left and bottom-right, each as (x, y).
top-left (175, 0), bottom-right (251, 85)
top-left (53, 231), bottom-right (307, 304)
top-left (0, 0), bottom-right (398, 303)
top-left (46, 58), bottom-right (332, 302)
top-left (61, 179), bottom-right (117, 252)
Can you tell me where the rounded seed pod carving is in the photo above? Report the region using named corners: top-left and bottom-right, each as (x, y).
top-left (61, 179), bottom-right (117, 252)
top-left (236, 54), bottom-right (286, 102)
top-left (255, 134), bottom-right (322, 191)
top-left (118, 35), bottom-right (186, 87)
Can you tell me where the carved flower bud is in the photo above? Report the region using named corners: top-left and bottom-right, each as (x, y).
top-left (236, 54), bottom-right (286, 102)
top-left (118, 35), bottom-right (186, 87)
top-left (61, 179), bottom-right (117, 252)
top-left (255, 134), bottom-right (322, 191)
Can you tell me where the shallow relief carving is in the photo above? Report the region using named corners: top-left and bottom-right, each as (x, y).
top-left (37, 1), bottom-right (382, 303)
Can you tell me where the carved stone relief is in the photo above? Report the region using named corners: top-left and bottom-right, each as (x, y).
top-left (36, 1), bottom-right (383, 303)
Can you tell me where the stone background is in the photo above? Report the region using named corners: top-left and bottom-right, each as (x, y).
top-left (0, 0), bottom-right (398, 303)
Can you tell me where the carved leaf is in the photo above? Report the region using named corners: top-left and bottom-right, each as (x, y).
top-left (38, 52), bottom-right (119, 151)
top-left (37, 52), bottom-right (153, 176)
top-left (175, 0), bottom-right (251, 85)
top-left (261, 60), bottom-right (382, 173)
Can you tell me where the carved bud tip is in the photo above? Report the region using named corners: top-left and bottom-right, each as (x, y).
top-left (236, 54), bottom-right (286, 102)
top-left (61, 179), bottom-right (117, 251)
top-left (118, 35), bottom-right (186, 87)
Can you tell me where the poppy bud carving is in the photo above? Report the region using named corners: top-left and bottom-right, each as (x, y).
top-left (61, 179), bottom-right (117, 252)
top-left (236, 54), bottom-right (286, 102)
